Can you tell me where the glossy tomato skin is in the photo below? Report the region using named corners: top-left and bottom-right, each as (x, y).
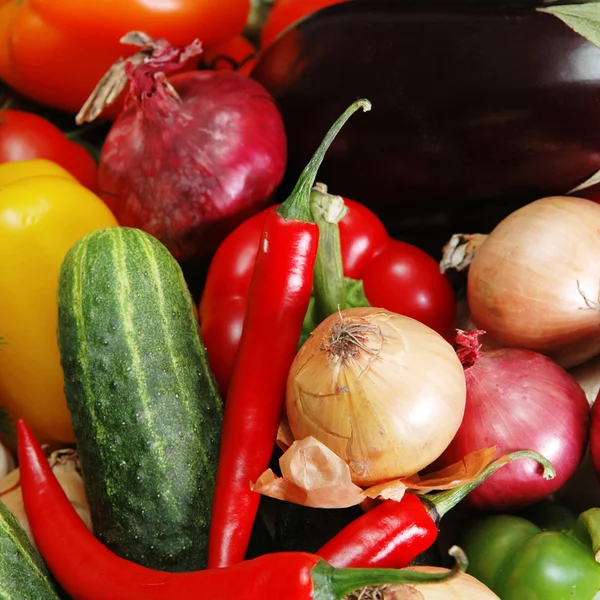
top-left (340, 199), bottom-right (457, 342)
top-left (338, 198), bottom-right (389, 278)
top-left (0, 110), bottom-right (97, 191)
top-left (361, 240), bottom-right (457, 342)
top-left (199, 209), bottom-right (270, 396)
top-left (0, 0), bottom-right (250, 116)
top-left (200, 198), bottom-right (457, 395)
top-left (260, 0), bottom-right (348, 49)
top-left (202, 35), bottom-right (258, 77)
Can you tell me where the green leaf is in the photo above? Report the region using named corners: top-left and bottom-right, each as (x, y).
top-left (538, 2), bottom-right (600, 49)
top-left (539, 2), bottom-right (600, 194)
top-left (298, 278), bottom-right (370, 348)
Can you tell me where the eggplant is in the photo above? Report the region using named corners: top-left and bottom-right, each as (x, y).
top-left (252, 1), bottom-right (600, 252)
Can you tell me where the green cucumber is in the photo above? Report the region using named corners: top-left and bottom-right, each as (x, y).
top-left (0, 500), bottom-right (61, 599)
top-left (57, 226), bottom-right (223, 571)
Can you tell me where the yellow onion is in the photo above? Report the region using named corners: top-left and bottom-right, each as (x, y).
top-left (468, 196), bottom-right (600, 369)
top-left (0, 440), bottom-right (14, 478)
top-left (381, 567), bottom-right (500, 600)
top-left (0, 448), bottom-right (92, 545)
top-left (286, 306), bottom-right (466, 486)
top-left (570, 355), bottom-right (600, 406)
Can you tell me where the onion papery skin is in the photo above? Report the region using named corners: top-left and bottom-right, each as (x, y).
top-left (98, 70), bottom-right (287, 261)
top-left (467, 196), bottom-right (600, 369)
top-left (285, 307), bottom-right (467, 486)
top-left (399, 567), bottom-right (500, 600)
top-left (436, 345), bottom-right (590, 511)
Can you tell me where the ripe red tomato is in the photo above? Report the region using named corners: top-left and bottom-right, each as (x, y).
top-left (360, 240), bottom-right (457, 343)
top-left (339, 200), bottom-right (457, 343)
top-left (0, 110), bottom-right (98, 191)
top-left (202, 36), bottom-right (259, 77)
top-left (0, 0), bottom-right (250, 116)
top-left (200, 198), bottom-right (458, 396)
top-left (261, 0), bottom-right (348, 49)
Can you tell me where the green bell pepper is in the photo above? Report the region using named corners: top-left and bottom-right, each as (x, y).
top-left (460, 507), bottom-right (600, 599)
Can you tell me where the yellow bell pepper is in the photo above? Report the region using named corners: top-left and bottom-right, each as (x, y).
top-left (0, 160), bottom-right (117, 444)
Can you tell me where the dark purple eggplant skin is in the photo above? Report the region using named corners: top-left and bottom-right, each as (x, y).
top-left (251, 1), bottom-right (600, 252)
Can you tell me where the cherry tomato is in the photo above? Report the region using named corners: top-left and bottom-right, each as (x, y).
top-left (0, 110), bottom-right (98, 191)
top-left (202, 36), bottom-right (259, 77)
top-left (359, 240), bottom-right (458, 343)
top-left (261, 0), bottom-right (348, 49)
top-left (339, 200), bottom-right (457, 342)
top-left (200, 198), bottom-right (457, 396)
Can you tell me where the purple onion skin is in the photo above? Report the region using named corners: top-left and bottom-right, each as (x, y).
top-left (436, 348), bottom-right (590, 511)
top-left (98, 70), bottom-right (287, 261)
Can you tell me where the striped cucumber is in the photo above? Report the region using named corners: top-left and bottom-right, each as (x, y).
top-left (0, 500), bottom-right (61, 599)
top-left (57, 227), bottom-right (223, 571)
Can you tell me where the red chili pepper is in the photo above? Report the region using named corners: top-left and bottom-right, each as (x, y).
top-left (317, 451), bottom-right (556, 569)
top-left (200, 188), bottom-right (457, 398)
top-left (207, 99), bottom-right (372, 569)
top-left (318, 495), bottom-right (439, 569)
top-left (17, 419), bottom-right (465, 600)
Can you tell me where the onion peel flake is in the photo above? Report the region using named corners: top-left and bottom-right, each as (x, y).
top-left (251, 437), bottom-right (500, 508)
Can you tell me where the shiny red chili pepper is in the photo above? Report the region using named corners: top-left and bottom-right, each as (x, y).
top-left (318, 495), bottom-right (439, 569)
top-left (17, 419), bottom-right (463, 600)
top-left (207, 99), bottom-right (372, 569)
top-left (200, 190), bottom-right (457, 398)
top-left (317, 450), bottom-right (556, 569)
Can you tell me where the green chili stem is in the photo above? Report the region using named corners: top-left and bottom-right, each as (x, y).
top-left (313, 546), bottom-right (467, 600)
top-left (428, 450), bottom-right (556, 519)
top-left (276, 99), bottom-right (371, 223)
top-left (310, 184), bottom-right (349, 321)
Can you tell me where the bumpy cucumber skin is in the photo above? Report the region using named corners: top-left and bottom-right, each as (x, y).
top-left (58, 227), bottom-right (223, 572)
top-left (0, 501), bottom-right (60, 599)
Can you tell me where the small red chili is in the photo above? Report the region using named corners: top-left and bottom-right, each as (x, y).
top-left (200, 186), bottom-right (457, 398)
top-left (17, 419), bottom-right (466, 600)
top-left (207, 99), bottom-right (372, 569)
top-left (317, 450), bottom-right (556, 569)
top-left (318, 494), bottom-right (440, 569)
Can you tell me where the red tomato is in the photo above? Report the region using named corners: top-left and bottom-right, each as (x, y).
top-left (200, 199), bottom-right (457, 396)
top-left (0, 110), bottom-right (98, 191)
top-left (202, 36), bottom-right (259, 77)
top-left (0, 0), bottom-right (250, 116)
top-left (261, 0), bottom-right (348, 49)
top-left (359, 240), bottom-right (458, 343)
top-left (339, 200), bottom-right (457, 343)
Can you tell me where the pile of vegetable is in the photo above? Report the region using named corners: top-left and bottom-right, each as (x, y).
top-left (3, 1), bottom-right (600, 599)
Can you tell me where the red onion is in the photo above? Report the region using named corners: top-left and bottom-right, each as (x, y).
top-left (83, 35), bottom-right (287, 261)
top-left (434, 330), bottom-right (590, 511)
top-left (591, 390), bottom-right (600, 482)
